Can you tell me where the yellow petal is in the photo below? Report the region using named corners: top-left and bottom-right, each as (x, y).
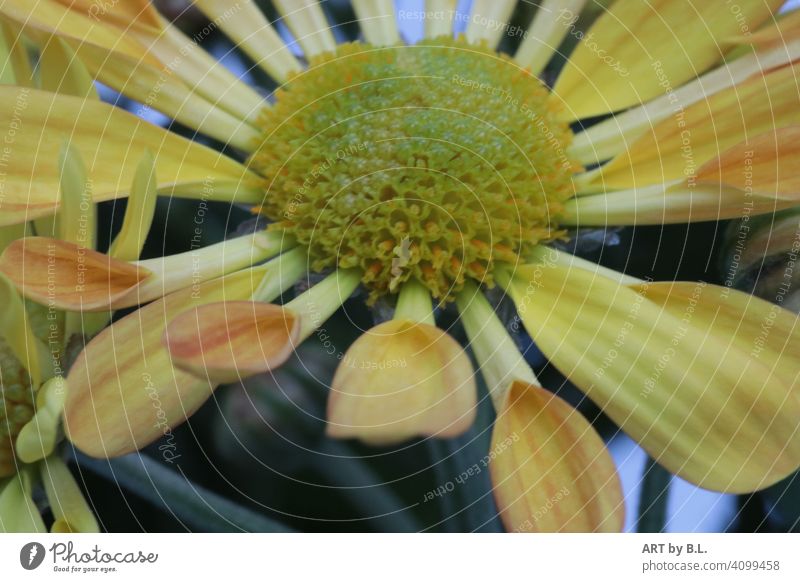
top-left (631, 281), bottom-right (800, 398)
top-left (424, 0), bottom-right (457, 38)
top-left (40, 454), bottom-right (99, 533)
top-left (352, 0), bottom-right (400, 46)
top-left (161, 267), bottom-right (360, 384)
top-left (164, 302), bottom-right (300, 385)
top-left (56, 142), bottom-right (95, 249)
top-left (67, 40), bottom-right (259, 150)
top-left (128, 230), bottom-right (287, 310)
top-left (0, 237), bottom-right (150, 311)
top-left (503, 260), bottom-right (800, 492)
top-left (108, 151), bottom-right (157, 262)
top-left (0, 471), bottom-right (46, 533)
top-left (0, 86), bottom-right (260, 226)
top-left (0, 0), bottom-right (159, 64)
top-left (327, 319), bottom-right (477, 444)
top-left (0, 18), bottom-right (25, 85)
top-left (552, 0), bottom-right (783, 121)
top-left (15, 377), bottom-right (67, 463)
top-left (564, 127), bottom-right (800, 226)
top-left (728, 8), bottom-right (800, 48)
top-left (455, 280), bottom-right (535, 408)
top-left (491, 381), bottom-right (624, 532)
top-left (273, 0), bottom-right (336, 58)
top-left (3, 0), bottom-right (263, 132)
top-left (466, 0), bottom-right (517, 47)
top-left (696, 126), bottom-right (800, 196)
top-left (193, 0), bottom-right (301, 82)
top-left (515, 0), bottom-right (588, 76)
top-left (569, 39), bottom-right (800, 165)
top-left (579, 62), bottom-right (800, 190)
top-left (454, 277), bottom-right (622, 531)
top-left (0, 272), bottom-right (49, 387)
top-left (131, 18), bottom-right (265, 125)
top-left (562, 182), bottom-right (800, 226)
top-left (49, 0), bottom-right (162, 30)
top-left (3, 230), bottom-right (285, 313)
top-left (285, 269), bottom-right (364, 342)
top-left (394, 278), bottom-right (434, 325)
top-left (37, 35), bottom-right (98, 99)
top-left (64, 254), bottom-right (304, 457)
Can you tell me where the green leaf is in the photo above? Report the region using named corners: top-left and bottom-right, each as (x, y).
top-left (77, 453), bottom-right (294, 532)
top-left (315, 440), bottom-right (421, 532)
top-left (637, 456), bottom-right (672, 533)
top-left (425, 380), bottom-right (503, 533)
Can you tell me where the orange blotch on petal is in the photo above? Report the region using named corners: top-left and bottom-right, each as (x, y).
top-left (163, 301), bottom-right (299, 385)
top-left (490, 381), bottom-right (625, 533)
top-left (327, 319), bottom-right (477, 445)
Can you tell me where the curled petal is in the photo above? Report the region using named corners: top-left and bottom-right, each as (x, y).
top-left (64, 263), bottom-right (292, 457)
top-left (491, 381), bottom-right (624, 532)
top-left (0, 237), bottom-right (150, 311)
top-left (164, 302), bottom-right (300, 385)
top-left (327, 319), bottom-right (477, 445)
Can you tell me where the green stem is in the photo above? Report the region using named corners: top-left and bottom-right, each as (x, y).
top-left (286, 268), bottom-right (362, 341)
top-left (456, 280), bottom-right (535, 410)
top-left (394, 278), bottom-right (434, 324)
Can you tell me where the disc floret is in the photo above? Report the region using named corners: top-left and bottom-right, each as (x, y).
top-left (250, 37), bottom-right (575, 302)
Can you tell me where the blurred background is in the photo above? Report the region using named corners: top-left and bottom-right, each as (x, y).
top-left (68, 0), bottom-right (800, 533)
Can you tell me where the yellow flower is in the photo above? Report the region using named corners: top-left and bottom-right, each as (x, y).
top-left (2, 0), bottom-right (800, 533)
top-left (0, 144), bottom-right (109, 532)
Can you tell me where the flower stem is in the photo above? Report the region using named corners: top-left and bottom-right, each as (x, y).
top-left (456, 280), bottom-right (535, 411)
top-left (395, 278), bottom-right (434, 324)
top-left (286, 268), bottom-right (362, 342)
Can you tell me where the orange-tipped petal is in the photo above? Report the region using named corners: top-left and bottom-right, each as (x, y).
top-left (0, 237), bottom-right (150, 311)
top-left (570, 40), bottom-right (800, 166)
top-left (506, 261), bottom-right (800, 492)
top-left (696, 126), bottom-right (800, 197)
top-left (580, 62), bottom-right (800, 190)
top-left (164, 301), bottom-right (300, 385)
top-left (491, 381), bottom-right (624, 533)
top-left (327, 319), bottom-right (477, 445)
top-left (49, 0), bottom-right (162, 29)
top-left (64, 263), bottom-right (290, 458)
top-left (728, 7), bottom-right (800, 48)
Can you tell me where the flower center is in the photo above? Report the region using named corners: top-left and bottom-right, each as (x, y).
top-left (0, 339), bottom-right (35, 477)
top-left (250, 37), bottom-right (576, 302)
